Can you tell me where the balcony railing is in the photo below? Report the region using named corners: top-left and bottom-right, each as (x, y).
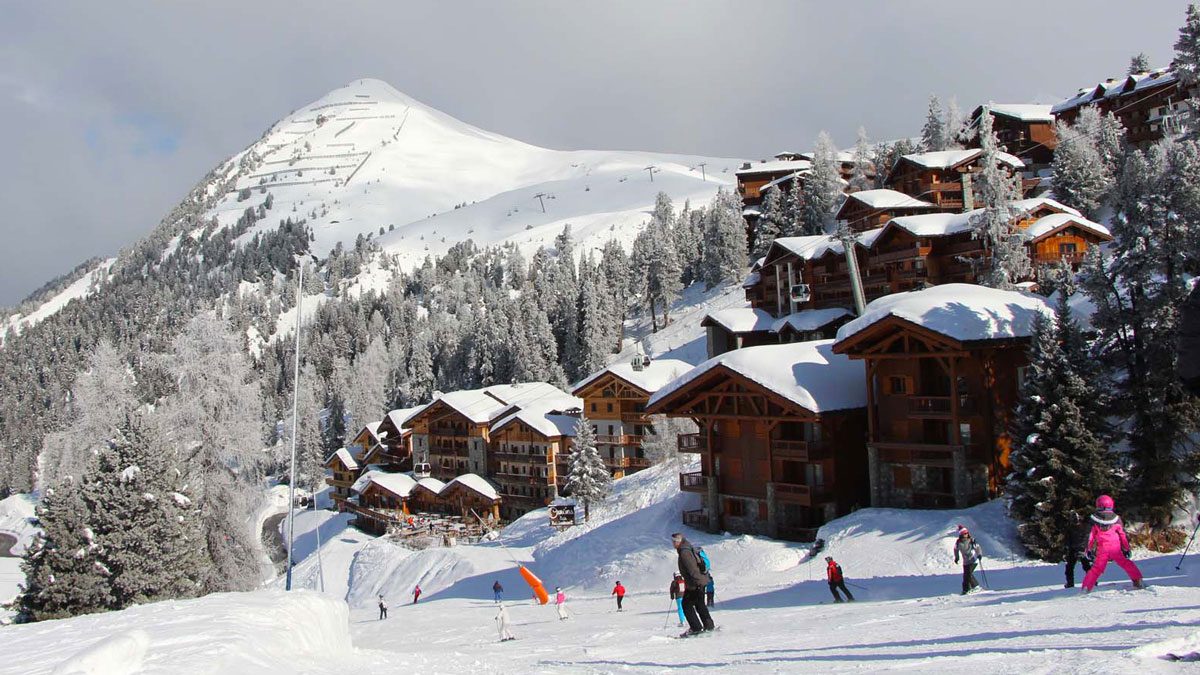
top-left (907, 395), bottom-right (975, 418)
top-left (678, 433), bottom-right (708, 453)
top-left (872, 247), bottom-right (919, 264)
top-left (772, 482), bottom-right (812, 505)
top-left (870, 442), bottom-right (980, 468)
top-left (492, 451), bottom-right (550, 463)
top-left (682, 509), bottom-right (708, 529)
top-left (771, 439), bottom-right (830, 462)
top-left (625, 457), bottom-right (653, 470)
top-left (680, 471), bottom-right (708, 493)
top-left (430, 428), bottom-right (470, 438)
top-left (596, 434), bottom-right (643, 446)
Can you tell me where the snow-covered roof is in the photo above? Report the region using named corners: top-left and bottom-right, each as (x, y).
top-left (843, 189), bottom-right (934, 210)
top-left (770, 308), bottom-right (855, 334)
top-left (772, 235), bottom-right (846, 261)
top-left (351, 469), bottom-right (385, 494)
top-left (365, 472), bottom-right (418, 498)
top-left (899, 149), bottom-right (1024, 171)
top-left (1023, 213), bottom-right (1111, 241)
top-left (384, 407), bottom-right (423, 433)
top-left (1053, 68), bottom-right (1177, 113)
top-left (742, 271), bottom-right (762, 288)
top-left (1011, 197), bottom-right (1081, 218)
top-left (760, 170), bottom-right (809, 192)
top-left (493, 407), bottom-right (580, 439)
top-left (443, 474), bottom-right (501, 501)
top-left (415, 477), bottom-right (446, 494)
top-left (702, 307), bottom-right (776, 334)
top-left (834, 284), bottom-right (1052, 346)
top-left (983, 104), bottom-right (1054, 123)
top-left (647, 340), bottom-right (866, 414)
top-left (572, 357), bottom-right (695, 396)
top-left (742, 207), bottom-right (762, 217)
top-left (412, 383), bottom-right (580, 425)
top-left (884, 197), bottom-right (1083, 239)
top-left (799, 150), bottom-right (857, 164)
top-left (735, 160), bottom-right (811, 177)
top-left (328, 447), bottom-right (359, 471)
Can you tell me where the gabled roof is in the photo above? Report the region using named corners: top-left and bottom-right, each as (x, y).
top-left (383, 407), bottom-right (423, 434)
top-left (443, 474), bottom-right (501, 501)
top-left (1023, 213), bottom-right (1111, 242)
top-left (326, 447), bottom-right (359, 471)
top-left (572, 358), bottom-right (694, 398)
top-left (841, 189), bottom-right (935, 211)
top-left (647, 340), bottom-right (866, 415)
top-left (760, 170), bottom-right (809, 192)
top-left (762, 229), bottom-right (883, 267)
top-left (896, 148), bottom-right (1024, 172)
top-left (492, 407), bottom-right (580, 439)
top-left (735, 159), bottom-right (811, 177)
top-left (408, 383), bottom-right (579, 426)
top-left (1053, 67), bottom-right (1177, 114)
top-left (833, 284), bottom-right (1051, 350)
top-left (364, 472), bottom-right (418, 499)
top-left (413, 477), bottom-right (446, 495)
top-left (770, 308), bottom-right (855, 335)
top-left (975, 104), bottom-right (1054, 123)
top-left (879, 197), bottom-right (1082, 240)
top-left (701, 307), bottom-right (776, 334)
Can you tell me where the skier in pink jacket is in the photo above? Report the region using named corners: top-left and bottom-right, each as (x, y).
top-left (1081, 495), bottom-right (1144, 592)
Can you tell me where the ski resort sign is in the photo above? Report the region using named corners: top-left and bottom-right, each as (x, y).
top-left (549, 503), bottom-right (576, 528)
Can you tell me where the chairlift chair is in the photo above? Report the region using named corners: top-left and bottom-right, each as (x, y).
top-left (790, 283), bottom-right (811, 303)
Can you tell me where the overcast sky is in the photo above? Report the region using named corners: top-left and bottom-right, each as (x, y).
top-left (0, 1), bottom-right (1190, 306)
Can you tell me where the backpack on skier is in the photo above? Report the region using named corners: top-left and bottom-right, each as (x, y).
top-left (697, 547), bottom-right (711, 575)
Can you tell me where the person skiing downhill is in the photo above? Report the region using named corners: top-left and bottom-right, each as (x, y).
top-left (669, 573), bottom-right (686, 626)
top-left (495, 602), bottom-right (516, 642)
top-left (825, 556), bottom-right (854, 602)
top-left (555, 587), bottom-right (569, 620)
top-left (612, 581), bottom-right (626, 611)
top-left (493, 580), bottom-right (504, 603)
top-left (672, 532), bottom-right (715, 636)
top-left (1064, 511), bottom-right (1093, 588)
top-left (954, 527), bottom-right (983, 595)
top-left (1081, 495), bottom-right (1144, 592)
top-left (412, 584), bottom-right (422, 604)
top-left (378, 595), bottom-right (388, 620)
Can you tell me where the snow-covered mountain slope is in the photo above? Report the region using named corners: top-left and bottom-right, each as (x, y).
top-left (210, 78), bottom-right (741, 268)
top-left (1, 258), bottom-right (115, 338)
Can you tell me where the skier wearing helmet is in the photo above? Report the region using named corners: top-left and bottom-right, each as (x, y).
top-left (954, 527), bottom-right (983, 594)
top-left (1081, 495), bottom-right (1144, 592)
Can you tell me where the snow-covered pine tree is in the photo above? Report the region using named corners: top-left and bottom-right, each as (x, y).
top-left (945, 97), bottom-right (967, 147)
top-left (1007, 301), bottom-right (1118, 561)
top-left (920, 95), bottom-right (947, 152)
top-left (1051, 115), bottom-right (1115, 220)
top-left (674, 199), bottom-right (703, 286)
top-left (701, 188), bottom-right (750, 289)
top-left (404, 327), bottom-right (436, 405)
top-left (753, 185), bottom-right (785, 258)
top-left (291, 362), bottom-right (326, 491)
top-left (1173, 3), bottom-right (1200, 88)
top-left (344, 336), bottom-right (389, 431)
top-left (848, 127), bottom-right (874, 193)
top-left (1129, 52), bottom-right (1151, 75)
top-left (80, 413), bottom-right (204, 609)
top-left (513, 290), bottom-right (567, 387)
top-left (800, 132), bottom-right (844, 235)
top-left (782, 174), bottom-right (805, 236)
top-left (16, 477), bottom-right (111, 621)
top-left (565, 415), bottom-right (611, 521)
top-left (970, 107), bottom-right (1030, 289)
top-left (598, 239), bottom-right (631, 353)
top-left (1081, 138), bottom-right (1200, 528)
top-left (545, 226), bottom-right (581, 371)
top-left (634, 204), bottom-right (683, 331)
top-left (574, 254), bottom-right (610, 380)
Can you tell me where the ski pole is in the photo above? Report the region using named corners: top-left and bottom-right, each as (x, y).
top-left (846, 581), bottom-right (868, 590)
top-left (662, 600), bottom-right (675, 629)
top-left (1176, 514), bottom-right (1195, 566)
top-left (978, 558), bottom-right (990, 590)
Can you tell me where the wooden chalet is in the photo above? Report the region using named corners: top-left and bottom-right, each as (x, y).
top-left (489, 408), bottom-right (575, 520)
top-left (835, 189), bottom-right (937, 233)
top-left (325, 447), bottom-right (360, 508)
top-left (570, 356), bottom-right (694, 479)
top-left (832, 284), bottom-right (1050, 509)
top-left (349, 472), bottom-right (417, 535)
top-left (735, 159), bottom-right (811, 212)
top-left (408, 477), bottom-right (447, 514)
top-left (701, 307), bottom-right (777, 357)
top-left (646, 340), bottom-right (868, 541)
top-left (1053, 67), bottom-right (1192, 147)
top-left (372, 407), bottom-right (421, 469)
top-left (968, 104), bottom-right (1058, 169)
top-left (884, 149), bottom-right (1036, 211)
top-left (439, 475), bottom-right (503, 522)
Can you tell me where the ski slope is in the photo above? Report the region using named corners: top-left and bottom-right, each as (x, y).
top-left (4, 461), bottom-right (1200, 672)
top-left (209, 78), bottom-right (742, 271)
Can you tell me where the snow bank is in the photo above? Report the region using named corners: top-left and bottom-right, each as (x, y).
top-left (0, 591), bottom-right (355, 674)
top-left (0, 493), bottom-right (39, 554)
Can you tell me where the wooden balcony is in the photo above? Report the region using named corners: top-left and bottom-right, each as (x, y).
top-left (596, 434), bottom-right (643, 446)
top-left (872, 246), bottom-right (919, 264)
top-left (682, 509), bottom-right (708, 529)
top-left (907, 395), bottom-right (975, 418)
top-left (492, 451), bottom-right (549, 463)
top-left (870, 442), bottom-right (979, 468)
top-left (678, 433), bottom-right (709, 453)
top-left (326, 477), bottom-right (353, 489)
top-left (625, 457), bottom-right (653, 470)
top-left (771, 439), bottom-right (831, 462)
top-left (494, 472), bottom-right (549, 486)
top-left (680, 471), bottom-right (708, 493)
top-left (430, 427), bottom-right (470, 438)
top-left (772, 482), bottom-right (812, 506)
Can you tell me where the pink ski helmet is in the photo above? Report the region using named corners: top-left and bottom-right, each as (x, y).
top-left (1096, 494), bottom-right (1115, 510)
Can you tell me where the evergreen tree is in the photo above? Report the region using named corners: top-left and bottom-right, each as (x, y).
top-left (565, 416), bottom-right (611, 521)
top-left (782, 175), bottom-right (805, 236)
top-left (513, 290), bottom-right (567, 387)
top-left (404, 327), bottom-right (436, 405)
top-left (800, 132), bottom-right (843, 235)
top-left (920, 95), bottom-right (947, 152)
top-left (945, 97), bottom-right (966, 148)
top-left (1007, 302), bottom-right (1118, 561)
top-left (848, 127), bottom-right (874, 193)
top-left (344, 336), bottom-right (389, 429)
top-left (16, 478), bottom-right (110, 621)
top-left (970, 107), bottom-right (1030, 289)
top-left (701, 188), bottom-right (750, 289)
top-left (575, 256), bottom-right (610, 379)
top-left (674, 200), bottom-right (704, 285)
top-left (597, 239), bottom-right (631, 353)
top-left (634, 205), bottom-right (683, 331)
top-left (1174, 3), bottom-right (1200, 88)
top-left (1051, 115), bottom-right (1115, 219)
top-left (755, 185), bottom-right (786, 259)
top-left (1129, 52), bottom-right (1151, 75)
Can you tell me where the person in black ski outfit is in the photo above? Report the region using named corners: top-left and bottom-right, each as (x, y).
top-left (672, 532), bottom-right (714, 636)
top-left (1063, 511), bottom-right (1093, 588)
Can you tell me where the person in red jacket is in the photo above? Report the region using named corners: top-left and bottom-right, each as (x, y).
top-left (825, 556), bottom-right (854, 603)
top-left (412, 584), bottom-right (422, 604)
top-left (612, 581), bottom-right (626, 611)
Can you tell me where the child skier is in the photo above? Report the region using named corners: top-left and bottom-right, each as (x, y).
top-left (1064, 511), bottom-right (1092, 588)
top-left (825, 556), bottom-right (854, 602)
top-left (670, 573), bottom-right (686, 626)
top-left (412, 584), bottom-right (422, 604)
top-left (1081, 495), bottom-right (1144, 592)
top-left (378, 595), bottom-right (388, 620)
top-left (612, 581), bottom-right (626, 611)
top-left (495, 602), bottom-right (516, 642)
top-left (954, 527), bottom-right (983, 594)
top-left (555, 587), bottom-right (569, 620)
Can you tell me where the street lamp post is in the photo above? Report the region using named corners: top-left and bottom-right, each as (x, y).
top-left (285, 253), bottom-right (319, 591)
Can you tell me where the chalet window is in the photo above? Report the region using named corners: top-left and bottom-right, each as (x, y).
top-left (591, 403), bottom-right (597, 412)
top-left (607, 403), bottom-right (614, 413)
top-left (886, 375), bottom-right (911, 395)
top-left (1058, 242), bottom-right (1078, 255)
top-left (726, 499), bottom-right (744, 517)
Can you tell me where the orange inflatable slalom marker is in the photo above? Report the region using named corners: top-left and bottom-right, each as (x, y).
top-left (520, 565), bottom-right (550, 605)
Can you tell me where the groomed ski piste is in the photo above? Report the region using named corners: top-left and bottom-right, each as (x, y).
top-left (3, 458), bottom-right (1200, 674)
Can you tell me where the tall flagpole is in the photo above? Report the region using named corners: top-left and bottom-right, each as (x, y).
top-left (285, 258), bottom-right (305, 591)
